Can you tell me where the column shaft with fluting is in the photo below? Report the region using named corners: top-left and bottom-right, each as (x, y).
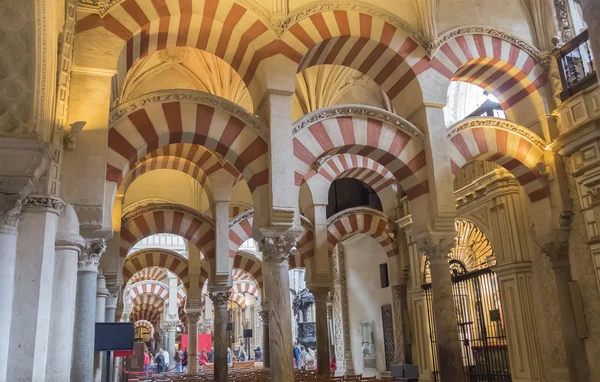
top-left (71, 240), bottom-right (106, 382)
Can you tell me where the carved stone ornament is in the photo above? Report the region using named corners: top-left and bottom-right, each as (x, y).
top-left (78, 239), bottom-right (106, 272)
top-left (229, 209), bottom-right (254, 228)
top-left (186, 311), bottom-right (202, 324)
top-left (23, 195), bottom-right (65, 215)
top-left (209, 290), bottom-right (230, 306)
top-left (106, 291), bottom-right (119, 309)
top-left (416, 235), bottom-right (455, 262)
top-left (0, 194), bottom-right (24, 230)
top-left (554, 0), bottom-right (574, 42)
top-left (259, 310), bottom-right (269, 323)
top-left (260, 235), bottom-right (297, 264)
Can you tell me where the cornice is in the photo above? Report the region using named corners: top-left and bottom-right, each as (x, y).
top-left (446, 117), bottom-right (548, 151)
top-left (110, 90), bottom-right (268, 140)
top-left (293, 105), bottom-right (424, 142)
top-left (121, 202), bottom-right (215, 228)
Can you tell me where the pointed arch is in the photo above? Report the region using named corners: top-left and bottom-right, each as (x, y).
top-left (447, 117), bottom-right (550, 202)
top-left (120, 203), bottom-right (215, 258)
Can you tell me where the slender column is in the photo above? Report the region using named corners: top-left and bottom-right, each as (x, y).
top-left (391, 284), bottom-right (411, 364)
top-left (311, 287), bottom-right (330, 376)
top-left (544, 241), bottom-right (590, 381)
top-left (332, 244), bottom-right (354, 374)
top-left (259, 305), bottom-right (271, 368)
top-left (186, 310), bottom-right (202, 374)
top-left (46, 207), bottom-right (84, 382)
top-left (0, 195), bottom-right (23, 382)
top-left (71, 240), bottom-right (106, 382)
top-left (8, 196), bottom-right (64, 381)
top-left (418, 236), bottom-right (465, 382)
top-left (210, 289), bottom-right (230, 382)
top-left (261, 235), bottom-right (296, 382)
top-left (94, 272), bottom-right (109, 382)
top-left (166, 321), bottom-right (178, 367)
top-left (105, 292), bottom-right (118, 382)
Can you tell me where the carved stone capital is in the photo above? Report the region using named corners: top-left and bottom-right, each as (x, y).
top-left (543, 239), bottom-right (571, 268)
top-left (309, 287), bottom-right (330, 302)
top-left (78, 239), bottom-right (106, 273)
top-left (416, 235), bottom-right (455, 262)
top-left (165, 320), bottom-right (178, 332)
top-left (209, 290), bottom-right (230, 307)
top-left (259, 234), bottom-right (297, 264)
top-left (259, 309), bottom-right (269, 324)
top-left (186, 310), bottom-right (202, 325)
top-left (106, 291), bottom-right (119, 309)
top-left (0, 193), bottom-right (24, 231)
top-left (23, 195), bottom-right (65, 215)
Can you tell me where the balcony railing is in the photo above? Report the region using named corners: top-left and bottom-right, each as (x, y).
top-left (554, 29), bottom-right (597, 101)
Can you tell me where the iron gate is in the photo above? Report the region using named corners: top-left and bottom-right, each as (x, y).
top-left (423, 268), bottom-right (511, 381)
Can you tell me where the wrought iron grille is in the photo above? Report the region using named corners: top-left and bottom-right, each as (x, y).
top-left (381, 304), bottom-right (395, 370)
top-left (553, 29), bottom-right (597, 101)
top-left (423, 268), bottom-right (511, 381)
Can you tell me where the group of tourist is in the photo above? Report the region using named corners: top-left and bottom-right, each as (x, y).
top-left (293, 343), bottom-right (314, 369)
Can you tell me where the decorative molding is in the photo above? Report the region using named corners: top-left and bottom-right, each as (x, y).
top-left (259, 234), bottom-right (297, 264)
top-left (73, 204), bottom-right (103, 231)
top-left (121, 198), bottom-right (172, 217)
top-left (447, 117), bottom-right (548, 151)
top-left (299, 215), bottom-right (314, 231)
top-left (121, 202), bottom-right (215, 228)
top-left (71, 65), bottom-right (117, 77)
top-left (78, 239), bottom-right (106, 272)
top-left (293, 105), bottom-right (424, 141)
top-left (209, 290), bottom-right (230, 306)
top-left (431, 25), bottom-right (543, 61)
top-left (110, 90), bottom-right (268, 140)
top-left (0, 194), bottom-right (24, 230)
top-left (23, 194), bottom-right (65, 215)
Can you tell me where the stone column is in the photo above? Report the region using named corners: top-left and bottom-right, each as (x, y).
top-left (391, 284), bottom-right (411, 364)
top-left (94, 272), bottom-right (109, 382)
top-left (418, 236), bottom-right (465, 381)
top-left (46, 204), bottom-right (84, 382)
top-left (311, 287), bottom-right (331, 376)
top-left (105, 291), bottom-right (118, 382)
top-left (0, 195), bottom-right (23, 382)
top-left (332, 244), bottom-right (354, 374)
top-left (71, 240), bottom-right (106, 382)
top-left (8, 196), bottom-right (64, 381)
top-left (210, 289), bottom-right (230, 382)
top-left (166, 321), bottom-right (178, 368)
top-left (545, 241), bottom-right (590, 381)
top-left (186, 310), bottom-right (202, 374)
top-left (261, 235), bottom-right (296, 382)
top-left (259, 305), bottom-right (271, 368)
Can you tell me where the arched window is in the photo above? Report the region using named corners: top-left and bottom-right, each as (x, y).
top-left (326, 178), bottom-right (383, 218)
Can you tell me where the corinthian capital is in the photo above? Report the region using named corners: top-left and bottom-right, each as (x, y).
top-left (416, 234), bottom-right (455, 261)
top-left (209, 290), bottom-right (230, 306)
top-left (0, 193), bottom-right (24, 230)
top-left (259, 234), bottom-right (297, 264)
top-left (78, 239), bottom-right (106, 272)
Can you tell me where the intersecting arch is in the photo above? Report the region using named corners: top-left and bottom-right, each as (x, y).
top-left (447, 117), bottom-right (550, 203)
top-left (326, 207), bottom-right (396, 257)
top-left (120, 203), bottom-right (216, 258)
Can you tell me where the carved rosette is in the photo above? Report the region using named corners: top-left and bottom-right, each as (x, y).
top-left (209, 290), bottom-right (230, 307)
top-left (78, 239), bottom-right (106, 272)
top-left (260, 235), bottom-right (297, 264)
top-left (0, 194), bottom-right (24, 231)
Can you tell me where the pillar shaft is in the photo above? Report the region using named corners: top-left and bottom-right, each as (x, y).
top-left (260, 306), bottom-right (270, 368)
top-left (312, 287), bottom-right (330, 376)
top-left (105, 292), bottom-right (118, 382)
top-left (94, 273), bottom-right (109, 382)
top-left (261, 235), bottom-right (296, 382)
top-left (391, 284), bottom-right (411, 364)
top-left (210, 290), bottom-right (229, 382)
top-left (418, 237), bottom-right (465, 381)
top-left (8, 198), bottom-right (63, 381)
top-left (186, 311), bottom-right (201, 374)
top-left (46, 239), bottom-right (82, 382)
top-left (166, 323), bottom-right (177, 368)
top-left (71, 240), bottom-right (106, 382)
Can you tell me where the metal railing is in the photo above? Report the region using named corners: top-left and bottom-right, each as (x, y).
top-left (554, 29), bottom-right (596, 101)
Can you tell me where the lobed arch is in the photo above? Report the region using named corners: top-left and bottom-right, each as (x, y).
top-left (134, 320), bottom-right (155, 337)
top-left (447, 117), bottom-right (550, 203)
top-left (120, 203), bottom-right (216, 258)
top-left (123, 248), bottom-right (190, 288)
top-left (281, 8), bottom-right (428, 117)
top-left (326, 207), bottom-right (396, 257)
top-left (430, 32), bottom-right (549, 124)
top-left (293, 106), bottom-right (428, 202)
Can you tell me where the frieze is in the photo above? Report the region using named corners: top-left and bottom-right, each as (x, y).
top-left (110, 90), bottom-right (268, 141)
top-left (121, 202), bottom-right (215, 228)
top-left (23, 195), bottom-right (65, 214)
top-left (431, 26), bottom-right (542, 62)
top-left (292, 105), bottom-right (425, 142)
top-left (326, 206), bottom-right (394, 229)
top-left (447, 117), bottom-right (548, 151)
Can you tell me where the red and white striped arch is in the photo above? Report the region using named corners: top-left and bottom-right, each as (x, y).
top-left (75, 0), bottom-right (283, 95)
top-left (130, 280), bottom-right (186, 306)
top-left (292, 218), bottom-right (314, 270)
top-left (130, 294), bottom-right (165, 323)
top-left (231, 280), bottom-right (259, 300)
top-left (120, 203), bottom-right (215, 258)
top-left (107, 93), bottom-right (269, 197)
top-left (232, 268), bottom-right (252, 282)
top-left (232, 251), bottom-right (262, 289)
top-left (293, 107), bottom-right (428, 200)
top-left (129, 266), bottom-right (169, 284)
top-left (447, 118), bottom-right (550, 202)
top-left (327, 207), bottom-right (396, 257)
top-left (282, 10), bottom-right (428, 116)
top-left (123, 248), bottom-right (190, 288)
top-left (229, 292), bottom-right (246, 309)
top-left (431, 33), bottom-right (548, 121)
top-left (229, 210), bottom-right (254, 257)
top-left (134, 320), bottom-right (155, 337)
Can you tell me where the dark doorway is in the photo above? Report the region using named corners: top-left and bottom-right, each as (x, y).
top-left (326, 178), bottom-right (383, 218)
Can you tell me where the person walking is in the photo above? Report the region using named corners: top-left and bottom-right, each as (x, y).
top-left (199, 349), bottom-right (209, 366)
top-left (143, 347), bottom-right (152, 376)
top-left (293, 343), bottom-right (301, 368)
top-left (155, 348), bottom-right (166, 372)
top-left (174, 348), bottom-right (183, 372)
top-left (298, 345), bottom-right (308, 370)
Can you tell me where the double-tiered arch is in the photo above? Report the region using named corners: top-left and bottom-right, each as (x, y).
top-left (123, 248), bottom-right (190, 288)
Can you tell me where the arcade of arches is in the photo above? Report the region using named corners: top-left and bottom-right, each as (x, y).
top-left (0, 0), bottom-right (599, 381)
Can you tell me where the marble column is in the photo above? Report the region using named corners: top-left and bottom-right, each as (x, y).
top-left (105, 291), bottom-right (118, 382)
top-left (210, 289), bottom-right (230, 382)
top-left (166, 321), bottom-right (178, 368)
top-left (332, 244), bottom-right (354, 374)
top-left (391, 284), bottom-right (411, 364)
top-left (261, 235), bottom-right (296, 382)
top-left (46, 204), bottom-right (84, 382)
top-left (71, 240), bottom-right (106, 382)
top-left (94, 272), bottom-right (109, 382)
top-left (545, 241), bottom-right (590, 381)
top-left (418, 237), bottom-right (465, 381)
top-left (259, 305), bottom-right (270, 368)
top-left (311, 287), bottom-right (330, 376)
top-left (186, 310), bottom-right (202, 374)
top-left (8, 196), bottom-right (64, 381)
top-left (0, 195), bottom-right (23, 382)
